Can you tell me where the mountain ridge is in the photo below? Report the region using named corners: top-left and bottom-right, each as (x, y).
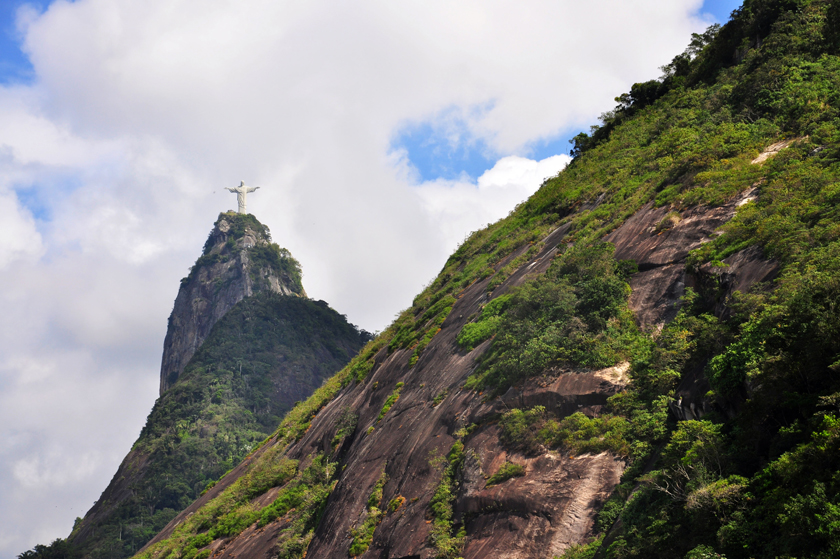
top-left (131, 2), bottom-right (840, 557)
top-left (60, 214), bottom-right (367, 559)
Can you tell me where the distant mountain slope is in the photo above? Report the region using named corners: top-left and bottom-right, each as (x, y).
top-left (59, 215), bottom-right (368, 559)
top-left (131, 1), bottom-right (840, 558)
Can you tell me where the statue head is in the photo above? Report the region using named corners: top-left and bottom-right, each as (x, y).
top-left (240, 180), bottom-right (245, 186)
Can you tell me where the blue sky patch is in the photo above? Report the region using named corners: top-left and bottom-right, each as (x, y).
top-left (0, 1), bottom-right (47, 85)
top-left (526, 128), bottom-right (584, 163)
top-left (701, 0), bottom-right (743, 23)
top-left (14, 172), bottom-right (83, 224)
top-left (15, 184), bottom-right (52, 222)
top-left (394, 116), bottom-right (496, 182)
top-left (394, 116), bottom-right (583, 183)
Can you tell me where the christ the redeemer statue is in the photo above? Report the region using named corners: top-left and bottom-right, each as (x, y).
top-left (226, 181), bottom-right (259, 214)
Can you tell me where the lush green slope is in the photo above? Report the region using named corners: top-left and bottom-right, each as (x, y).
top-left (545, 1), bottom-right (840, 556)
top-left (558, 1), bottom-right (840, 557)
top-left (63, 294), bottom-right (366, 559)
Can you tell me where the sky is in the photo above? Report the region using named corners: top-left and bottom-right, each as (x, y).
top-left (0, 0), bottom-right (741, 556)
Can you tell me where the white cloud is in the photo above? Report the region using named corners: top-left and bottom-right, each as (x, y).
top-left (0, 189), bottom-right (44, 268)
top-left (416, 155), bottom-right (571, 254)
top-left (0, 0), bottom-right (712, 555)
top-left (13, 451), bottom-right (101, 489)
top-left (0, 87), bottom-right (119, 168)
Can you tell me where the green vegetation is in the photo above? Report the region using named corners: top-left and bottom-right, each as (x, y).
top-left (187, 212), bottom-right (304, 293)
top-left (331, 406), bottom-right (359, 449)
top-left (388, 495), bottom-right (406, 512)
top-left (463, 243), bottom-right (643, 394)
top-left (255, 462), bottom-right (306, 527)
top-left (485, 461), bottom-right (525, 486)
top-left (348, 470), bottom-right (388, 556)
top-left (389, 294), bottom-right (456, 368)
top-left (456, 293), bottom-right (512, 351)
top-left (249, 243), bottom-right (304, 294)
top-left (136, 451), bottom-right (337, 559)
top-left (555, 535), bottom-right (604, 559)
top-left (17, 538), bottom-right (79, 559)
top-left (499, 407), bottom-right (632, 457)
top-left (270, 457), bottom-right (338, 558)
top-left (377, 382), bottom-right (404, 421)
top-left (525, 3), bottom-right (840, 556)
top-left (428, 440), bottom-right (468, 558)
top-left (66, 293), bottom-right (365, 559)
top-left (432, 389), bottom-right (449, 407)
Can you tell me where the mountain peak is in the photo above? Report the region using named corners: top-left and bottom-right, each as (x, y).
top-left (160, 213), bottom-right (305, 394)
top-left (202, 212), bottom-right (271, 254)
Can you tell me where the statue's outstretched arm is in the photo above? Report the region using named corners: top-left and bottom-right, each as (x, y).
top-left (247, 186), bottom-right (260, 193)
top-left (225, 187), bottom-right (237, 193)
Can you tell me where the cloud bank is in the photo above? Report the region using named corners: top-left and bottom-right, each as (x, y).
top-left (0, 0), bottom-right (711, 555)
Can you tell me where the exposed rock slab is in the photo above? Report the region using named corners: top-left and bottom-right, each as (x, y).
top-left (469, 363), bottom-right (630, 425)
top-left (751, 137), bottom-right (803, 164)
top-left (459, 448), bottom-right (623, 559)
top-left (628, 264), bottom-right (686, 326)
top-left (605, 200), bottom-right (736, 269)
top-left (604, 191), bottom-right (764, 327)
top-left (701, 245), bottom-right (780, 318)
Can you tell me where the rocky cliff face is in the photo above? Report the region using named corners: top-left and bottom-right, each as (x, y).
top-left (159, 212), bottom-right (305, 394)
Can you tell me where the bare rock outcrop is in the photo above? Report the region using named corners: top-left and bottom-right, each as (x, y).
top-left (159, 212), bottom-right (305, 394)
top-left (604, 190), bottom-right (776, 328)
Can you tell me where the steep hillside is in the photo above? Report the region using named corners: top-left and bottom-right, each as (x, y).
top-left (130, 1), bottom-right (840, 558)
top-left (160, 212), bottom-right (306, 394)
top-left (58, 216), bottom-right (368, 559)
